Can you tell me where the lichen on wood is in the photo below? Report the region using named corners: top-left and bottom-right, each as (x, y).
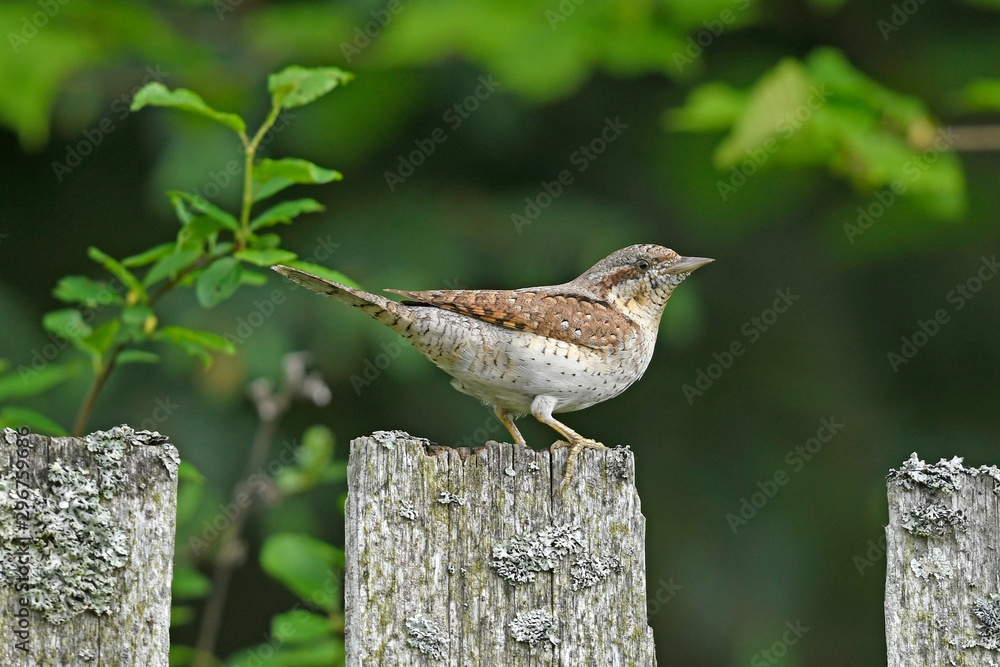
top-left (885, 453), bottom-right (1000, 665)
top-left (345, 431), bottom-right (656, 666)
top-left (0, 426), bottom-right (178, 666)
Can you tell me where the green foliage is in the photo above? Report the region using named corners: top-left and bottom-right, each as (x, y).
top-left (131, 82), bottom-right (248, 133)
top-left (276, 426), bottom-right (347, 494)
top-left (261, 533), bottom-right (344, 612)
top-left (669, 48), bottom-right (966, 219)
top-left (1, 65), bottom-right (354, 436)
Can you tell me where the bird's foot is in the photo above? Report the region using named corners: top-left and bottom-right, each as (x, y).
top-left (551, 437), bottom-right (606, 490)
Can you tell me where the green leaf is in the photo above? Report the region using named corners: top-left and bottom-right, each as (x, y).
top-left (252, 177), bottom-right (295, 203)
top-left (178, 461), bottom-right (205, 483)
top-left (234, 249), bottom-right (298, 267)
top-left (178, 217), bottom-right (227, 248)
top-left (260, 534), bottom-right (343, 611)
top-left (254, 158), bottom-right (343, 185)
top-left (123, 243), bottom-right (175, 268)
top-left (53, 276), bottom-right (124, 308)
top-left (172, 565), bottom-right (212, 600)
top-left (277, 426), bottom-right (336, 493)
top-left (252, 158), bottom-right (342, 202)
top-left (667, 83), bottom-right (748, 132)
top-left (168, 192), bottom-right (240, 233)
top-left (156, 326), bottom-right (236, 367)
top-left (268, 66), bottom-right (353, 109)
top-left (271, 610), bottom-right (332, 644)
top-left (131, 82), bottom-right (247, 134)
top-left (169, 644), bottom-right (197, 666)
top-left (239, 271), bottom-right (268, 286)
top-left (145, 249), bottom-right (202, 286)
top-left (195, 257), bottom-right (242, 308)
top-left (0, 362), bottom-right (82, 402)
top-left (252, 233), bottom-right (282, 249)
top-left (79, 320), bottom-right (121, 358)
top-left (284, 261), bottom-right (362, 289)
top-left (249, 199), bottom-right (324, 231)
top-left (960, 79), bottom-right (1000, 112)
top-left (0, 407), bottom-right (68, 436)
top-left (42, 309), bottom-right (92, 340)
top-left (117, 350), bottom-right (160, 365)
top-left (88, 247), bottom-right (146, 302)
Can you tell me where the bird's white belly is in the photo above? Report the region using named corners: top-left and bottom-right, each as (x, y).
top-left (404, 308), bottom-right (652, 415)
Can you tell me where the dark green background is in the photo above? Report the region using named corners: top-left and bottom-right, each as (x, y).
top-left (2, 0), bottom-right (999, 664)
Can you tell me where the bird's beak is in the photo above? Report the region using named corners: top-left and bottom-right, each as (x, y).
top-left (666, 256), bottom-right (714, 274)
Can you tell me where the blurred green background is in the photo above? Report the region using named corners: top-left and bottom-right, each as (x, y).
top-left (2, 0), bottom-right (999, 664)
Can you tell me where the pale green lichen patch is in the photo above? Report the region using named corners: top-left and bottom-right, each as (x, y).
top-left (0, 425), bottom-right (175, 624)
top-left (888, 453), bottom-right (964, 494)
top-left (973, 594), bottom-right (1000, 650)
top-left (398, 500), bottom-right (417, 521)
top-left (902, 501), bottom-right (967, 538)
top-left (405, 613), bottom-right (447, 660)
top-left (437, 491), bottom-right (466, 506)
top-left (0, 458), bottom-right (127, 623)
top-left (571, 551), bottom-right (622, 590)
top-left (510, 609), bottom-right (559, 648)
top-left (909, 547), bottom-right (953, 581)
top-left (490, 523), bottom-right (581, 585)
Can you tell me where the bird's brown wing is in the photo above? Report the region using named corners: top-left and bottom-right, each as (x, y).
top-left (385, 288), bottom-right (630, 349)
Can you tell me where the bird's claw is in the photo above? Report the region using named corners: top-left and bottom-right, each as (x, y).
top-left (552, 437), bottom-right (606, 490)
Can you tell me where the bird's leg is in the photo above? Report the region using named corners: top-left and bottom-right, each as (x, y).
top-left (493, 406), bottom-right (527, 447)
top-left (530, 395), bottom-right (605, 489)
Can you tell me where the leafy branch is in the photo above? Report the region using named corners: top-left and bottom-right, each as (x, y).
top-left (0, 65), bottom-right (354, 436)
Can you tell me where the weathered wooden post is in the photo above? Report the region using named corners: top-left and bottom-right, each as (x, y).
top-left (0, 426), bottom-right (179, 666)
top-left (885, 453), bottom-right (1000, 665)
top-left (345, 430), bottom-right (657, 665)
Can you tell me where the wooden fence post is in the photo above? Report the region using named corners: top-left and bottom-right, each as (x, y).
top-left (345, 430), bottom-right (657, 666)
top-left (0, 425), bottom-right (179, 666)
top-left (885, 452), bottom-right (1000, 665)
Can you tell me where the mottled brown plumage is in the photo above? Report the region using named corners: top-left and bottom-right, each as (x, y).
top-left (386, 289), bottom-right (627, 349)
top-left (272, 244), bottom-right (712, 489)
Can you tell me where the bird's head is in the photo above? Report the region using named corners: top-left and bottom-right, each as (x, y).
top-left (580, 244), bottom-right (712, 325)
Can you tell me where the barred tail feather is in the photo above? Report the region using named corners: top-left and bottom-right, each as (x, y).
top-left (271, 265), bottom-right (408, 330)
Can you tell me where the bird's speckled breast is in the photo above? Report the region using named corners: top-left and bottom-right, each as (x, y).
top-left (397, 305), bottom-right (656, 414)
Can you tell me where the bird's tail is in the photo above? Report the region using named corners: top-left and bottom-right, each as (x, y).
top-left (271, 265), bottom-right (410, 332)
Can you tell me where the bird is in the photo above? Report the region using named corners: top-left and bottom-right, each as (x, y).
top-left (272, 244), bottom-right (711, 489)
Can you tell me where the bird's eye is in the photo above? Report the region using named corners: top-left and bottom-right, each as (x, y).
top-left (635, 259), bottom-right (650, 272)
